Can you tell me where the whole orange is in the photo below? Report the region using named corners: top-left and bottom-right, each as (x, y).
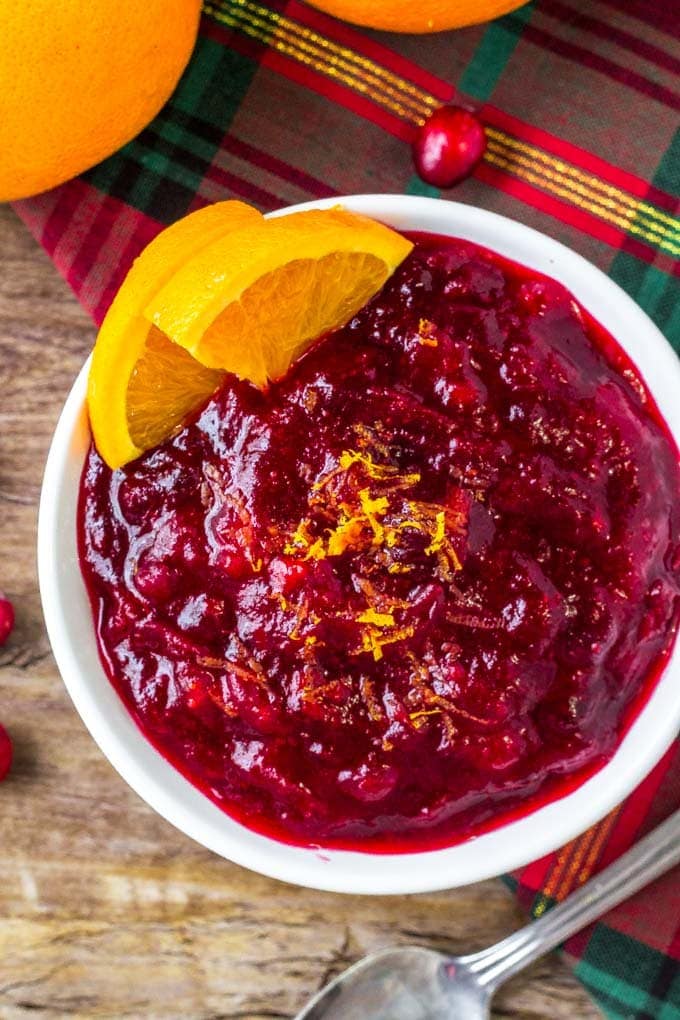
top-left (0, 0), bottom-right (202, 201)
top-left (305, 0), bottom-right (527, 32)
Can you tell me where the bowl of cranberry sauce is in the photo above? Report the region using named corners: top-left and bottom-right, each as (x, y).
top-left (40, 196), bottom-right (680, 894)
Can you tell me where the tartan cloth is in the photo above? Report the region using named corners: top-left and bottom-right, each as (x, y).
top-left (11, 0), bottom-right (680, 1016)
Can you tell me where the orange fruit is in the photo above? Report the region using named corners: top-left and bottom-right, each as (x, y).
top-left (305, 0), bottom-right (527, 32)
top-left (0, 0), bottom-right (202, 201)
top-left (87, 201), bottom-right (263, 470)
top-left (148, 208), bottom-right (413, 386)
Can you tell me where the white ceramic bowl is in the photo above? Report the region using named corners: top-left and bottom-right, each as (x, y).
top-left (38, 195), bottom-right (680, 894)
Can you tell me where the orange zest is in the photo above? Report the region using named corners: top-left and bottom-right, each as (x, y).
top-left (280, 446), bottom-right (465, 660)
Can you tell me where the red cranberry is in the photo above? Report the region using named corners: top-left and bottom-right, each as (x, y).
top-left (270, 557), bottom-right (309, 594)
top-left (413, 106), bottom-right (486, 188)
top-left (181, 669), bottom-right (212, 711)
top-left (135, 561), bottom-right (178, 602)
top-left (0, 597), bottom-right (14, 646)
top-left (0, 724), bottom-right (12, 781)
top-left (670, 545), bottom-right (680, 572)
top-left (338, 761), bottom-right (399, 803)
top-left (214, 547), bottom-right (253, 580)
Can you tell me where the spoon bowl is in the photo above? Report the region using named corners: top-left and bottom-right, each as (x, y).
top-left (297, 947), bottom-right (487, 1020)
top-left (297, 946), bottom-right (483, 1020)
top-left (295, 808), bottom-right (680, 1018)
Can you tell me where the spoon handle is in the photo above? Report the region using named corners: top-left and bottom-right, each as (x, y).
top-left (462, 806), bottom-right (680, 992)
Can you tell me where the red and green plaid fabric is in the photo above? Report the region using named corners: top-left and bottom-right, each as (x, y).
top-left (12, 1), bottom-right (680, 1015)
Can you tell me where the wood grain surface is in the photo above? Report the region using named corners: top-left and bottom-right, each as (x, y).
top-left (0, 204), bottom-right (602, 1019)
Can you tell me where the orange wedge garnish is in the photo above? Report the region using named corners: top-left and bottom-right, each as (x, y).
top-left (87, 200), bottom-right (262, 469)
top-left (148, 207), bottom-right (413, 386)
top-left (88, 204), bottom-right (412, 469)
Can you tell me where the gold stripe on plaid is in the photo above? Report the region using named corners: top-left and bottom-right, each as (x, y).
top-left (204, 0), bottom-right (436, 121)
top-left (485, 148), bottom-right (680, 255)
top-left (486, 133), bottom-right (680, 256)
top-left (575, 808), bottom-right (621, 888)
top-left (205, 0), bottom-right (680, 256)
top-left (533, 808), bottom-right (621, 917)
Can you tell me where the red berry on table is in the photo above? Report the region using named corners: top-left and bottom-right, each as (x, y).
top-left (413, 106), bottom-right (486, 188)
top-left (0, 597), bottom-right (14, 646)
top-left (0, 724), bottom-right (12, 781)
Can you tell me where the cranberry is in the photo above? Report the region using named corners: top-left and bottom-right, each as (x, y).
top-left (135, 561), bottom-right (178, 602)
top-left (669, 544), bottom-right (680, 572)
top-left (0, 724), bottom-right (12, 781)
top-left (413, 106), bottom-right (486, 188)
top-left (269, 557), bottom-right (309, 594)
top-left (213, 547), bottom-right (253, 580)
top-left (0, 597), bottom-right (14, 646)
top-left (338, 760), bottom-right (399, 802)
top-left (180, 668), bottom-right (212, 711)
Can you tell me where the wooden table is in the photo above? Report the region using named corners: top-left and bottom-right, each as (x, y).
top-left (0, 204), bottom-right (602, 1019)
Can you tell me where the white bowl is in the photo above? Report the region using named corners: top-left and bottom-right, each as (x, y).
top-left (38, 195), bottom-right (680, 894)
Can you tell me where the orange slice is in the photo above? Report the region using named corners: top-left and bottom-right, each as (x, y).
top-left (147, 207), bottom-right (413, 387)
top-left (87, 200), bottom-right (263, 469)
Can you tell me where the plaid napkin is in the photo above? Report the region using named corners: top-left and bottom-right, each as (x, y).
top-left (13, 1), bottom-right (680, 1015)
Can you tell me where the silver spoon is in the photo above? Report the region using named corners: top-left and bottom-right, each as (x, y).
top-left (296, 807), bottom-right (680, 1019)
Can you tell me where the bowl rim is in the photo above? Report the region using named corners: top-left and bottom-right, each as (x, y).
top-left (38, 193), bottom-right (680, 895)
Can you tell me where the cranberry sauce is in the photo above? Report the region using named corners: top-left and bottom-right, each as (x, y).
top-left (79, 234), bottom-right (680, 852)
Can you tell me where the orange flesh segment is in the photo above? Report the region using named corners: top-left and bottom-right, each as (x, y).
top-left (200, 251), bottom-right (389, 387)
top-left (147, 208), bottom-right (414, 386)
top-left (126, 326), bottom-right (224, 450)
